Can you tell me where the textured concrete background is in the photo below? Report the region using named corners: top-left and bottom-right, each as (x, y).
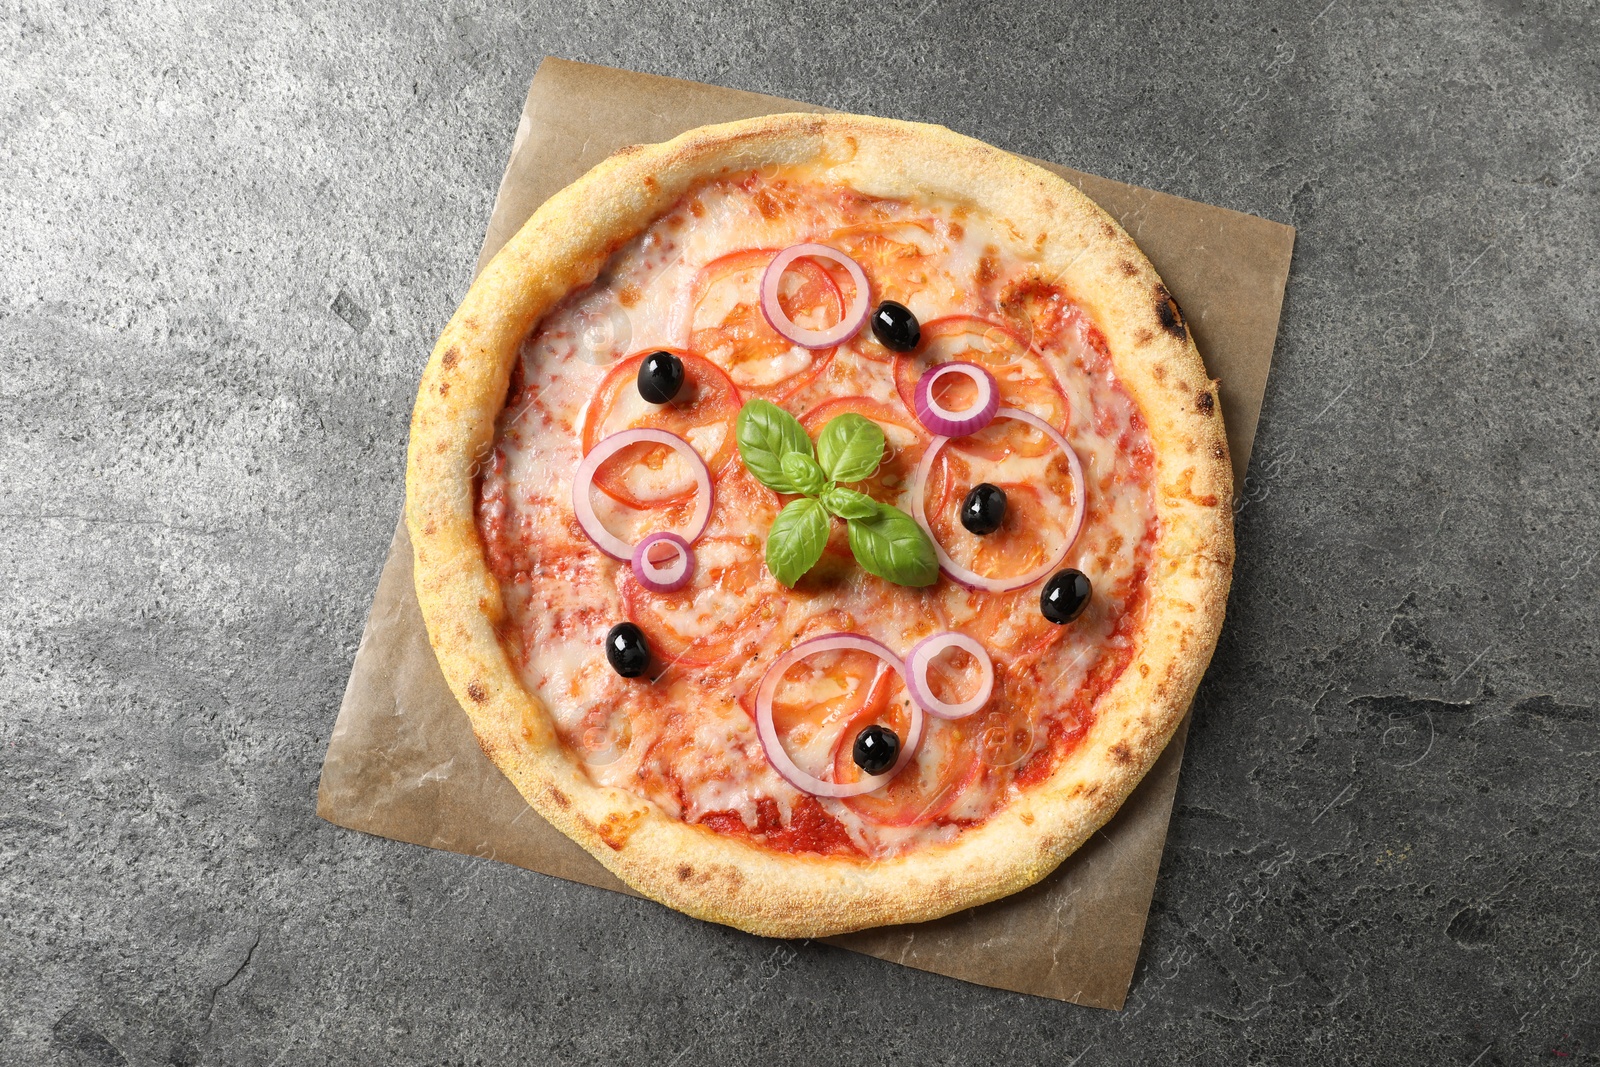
top-left (3, 1), bottom-right (1597, 1063)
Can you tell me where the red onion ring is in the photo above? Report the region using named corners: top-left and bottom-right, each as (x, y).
top-left (631, 531), bottom-right (695, 593)
top-left (759, 244), bottom-right (869, 350)
top-left (754, 633), bottom-right (923, 798)
top-left (912, 361), bottom-right (998, 437)
top-left (909, 407), bottom-right (1086, 592)
top-left (572, 428), bottom-right (712, 561)
top-left (905, 632), bottom-right (994, 720)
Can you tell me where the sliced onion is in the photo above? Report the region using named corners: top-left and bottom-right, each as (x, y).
top-left (759, 244), bottom-right (869, 350)
top-left (631, 531), bottom-right (695, 593)
top-left (754, 633), bottom-right (923, 798)
top-left (906, 632), bottom-right (994, 720)
top-left (912, 361), bottom-right (999, 437)
top-left (910, 407), bottom-right (1086, 592)
top-left (572, 428), bottom-right (712, 561)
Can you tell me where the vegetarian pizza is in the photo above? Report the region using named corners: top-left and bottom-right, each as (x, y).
top-left (406, 113), bottom-right (1233, 937)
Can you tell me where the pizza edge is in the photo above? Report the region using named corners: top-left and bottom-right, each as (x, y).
top-left (404, 112), bottom-right (1234, 937)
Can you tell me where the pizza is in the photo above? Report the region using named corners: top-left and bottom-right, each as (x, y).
top-left (406, 113), bottom-right (1232, 937)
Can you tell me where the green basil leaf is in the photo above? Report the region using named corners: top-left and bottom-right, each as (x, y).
top-left (846, 504), bottom-right (939, 587)
top-left (821, 485), bottom-right (879, 521)
top-left (779, 451), bottom-right (829, 497)
top-left (816, 413), bottom-right (885, 484)
top-left (765, 497), bottom-right (831, 587)
top-left (736, 398), bottom-right (814, 494)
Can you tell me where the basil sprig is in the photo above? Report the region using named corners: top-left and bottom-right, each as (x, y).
top-left (735, 399), bottom-right (938, 588)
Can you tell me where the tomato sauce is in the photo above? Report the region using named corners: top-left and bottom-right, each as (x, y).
top-left (698, 798), bottom-right (865, 858)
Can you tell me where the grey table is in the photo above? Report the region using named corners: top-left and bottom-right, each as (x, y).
top-left (4, 2), bottom-right (1596, 1064)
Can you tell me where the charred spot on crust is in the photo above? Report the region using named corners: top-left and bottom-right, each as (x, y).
top-left (1118, 259), bottom-right (1139, 278)
top-left (466, 681), bottom-right (488, 703)
top-left (441, 347), bottom-right (460, 370)
top-left (1170, 467), bottom-right (1220, 508)
top-left (1110, 742), bottom-right (1133, 765)
top-left (676, 864), bottom-right (693, 881)
top-left (596, 811), bottom-right (640, 850)
top-left (437, 380), bottom-right (450, 396)
top-left (1196, 390), bottom-right (1216, 416)
top-left (1155, 285), bottom-right (1187, 340)
top-left (1134, 328), bottom-right (1154, 346)
top-left (1212, 442), bottom-right (1227, 460)
top-left (548, 788), bottom-right (570, 810)
top-left (1100, 221), bottom-right (1116, 239)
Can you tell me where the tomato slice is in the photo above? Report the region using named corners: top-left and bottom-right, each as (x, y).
top-left (927, 451), bottom-right (1075, 577)
top-left (797, 396), bottom-right (928, 509)
top-left (620, 535), bottom-right (782, 668)
top-left (936, 586), bottom-right (1066, 662)
top-left (922, 440), bottom-right (1078, 657)
top-left (833, 709), bottom-right (979, 827)
top-left (831, 660), bottom-right (1050, 828)
top-left (687, 248), bottom-right (842, 400)
top-left (966, 658), bottom-right (1048, 781)
top-left (893, 316), bottom-right (1070, 460)
top-left (828, 219), bottom-right (941, 317)
top-left (702, 461), bottom-right (781, 537)
top-left (580, 349), bottom-right (741, 508)
top-left (766, 647), bottom-right (897, 782)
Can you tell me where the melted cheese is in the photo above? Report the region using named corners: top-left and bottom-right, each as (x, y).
top-left (478, 166), bottom-right (1157, 859)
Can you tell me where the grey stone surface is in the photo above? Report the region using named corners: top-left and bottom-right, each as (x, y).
top-left (2, 0), bottom-right (1596, 1063)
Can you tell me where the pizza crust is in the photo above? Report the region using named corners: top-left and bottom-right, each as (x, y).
top-left (406, 113), bottom-right (1233, 937)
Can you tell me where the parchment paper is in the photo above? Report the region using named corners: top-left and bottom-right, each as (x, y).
top-left (317, 57), bottom-right (1295, 1010)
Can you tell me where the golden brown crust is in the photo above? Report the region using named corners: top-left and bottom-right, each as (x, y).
top-left (406, 112), bottom-right (1233, 937)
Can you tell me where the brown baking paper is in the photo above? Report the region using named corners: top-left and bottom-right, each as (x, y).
top-left (317, 58), bottom-right (1294, 1009)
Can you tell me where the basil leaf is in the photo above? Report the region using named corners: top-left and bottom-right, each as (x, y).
top-left (780, 451), bottom-right (829, 497)
top-left (846, 504), bottom-right (938, 587)
top-left (821, 485), bottom-right (879, 521)
top-left (765, 497), bottom-right (830, 587)
top-left (816, 413), bottom-right (885, 484)
top-left (736, 398), bottom-right (814, 494)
